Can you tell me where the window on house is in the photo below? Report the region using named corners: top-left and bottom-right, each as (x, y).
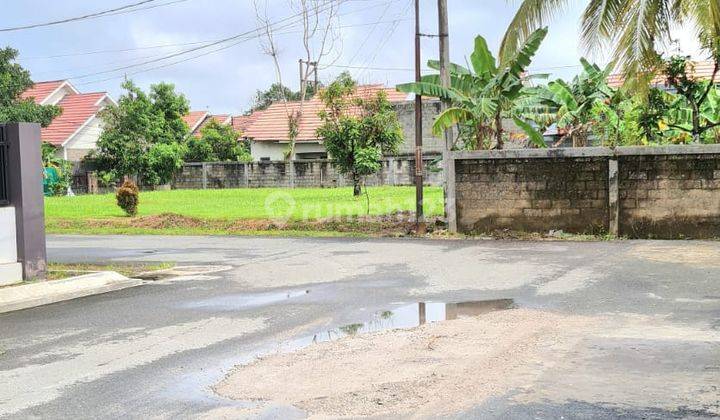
top-left (260, 157), bottom-right (271, 162)
top-left (295, 152), bottom-right (327, 160)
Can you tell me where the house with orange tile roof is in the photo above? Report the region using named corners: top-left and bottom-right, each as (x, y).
top-left (606, 60), bottom-right (720, 89)
top-left (182, 111), bottom-right (240, 137)
top-left (242, 84), bottom-right (443, 161)
top-left (22, 80), bottom-right (116, 161)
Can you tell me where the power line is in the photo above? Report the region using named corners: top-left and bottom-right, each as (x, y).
top-left (72, 0), bottom-right (350, 85)
top-left (24, 18), bottom-right (411, 63)
top-left (0, 0), bottom-right (190, 32)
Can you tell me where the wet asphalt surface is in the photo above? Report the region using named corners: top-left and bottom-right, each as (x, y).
top-left (0, 235), bottom-right (718, 419)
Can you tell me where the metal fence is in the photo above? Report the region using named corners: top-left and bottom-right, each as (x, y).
top-left (0, 125), bottom-right (9, 206)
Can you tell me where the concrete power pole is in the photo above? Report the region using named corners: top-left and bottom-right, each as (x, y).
top-left (437, 0), bottom-right (456, 232)
top-left (414, 0), bottom-right (426, 234)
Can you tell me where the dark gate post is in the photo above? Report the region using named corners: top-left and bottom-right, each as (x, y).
top-left (5, 123), bottom-right (47, 280)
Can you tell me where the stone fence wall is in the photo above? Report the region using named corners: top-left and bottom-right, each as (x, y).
top-left (172, 156), bottom-right (443, 190)
top-left (449, 145), bottom-right (720, 239)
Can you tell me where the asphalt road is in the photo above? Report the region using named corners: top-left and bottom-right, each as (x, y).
top-left (1, 235), bottom-right (719, 419)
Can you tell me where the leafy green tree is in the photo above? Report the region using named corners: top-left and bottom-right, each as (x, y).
top-left (0, 47), bottom-right (61, 126)
top-left (517, 58), bottom-right (615, 146)
top-left (317, 73), bottom-right (403, 196)
top-left (250, 82), bottom-right (320, 111)
top-left (397, 28), bottom-right (548, 150)
top-left (185, 119), bottom-right (251, 162)
top-left (501, 0), bottom-right (720, 87)
top-left (661, 56), bottom-right (720, 142)
top-left (94, 80), bottom-right (189, 186)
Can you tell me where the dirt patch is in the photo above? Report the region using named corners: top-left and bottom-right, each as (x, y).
top-left (54, 212), bottom-right (447, 237)
top-left (214, 308), bottom-right (590, 418)
top-left (628, 242), bottom-right (720, 267)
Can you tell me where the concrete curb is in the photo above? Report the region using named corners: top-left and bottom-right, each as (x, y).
top-left (0, 271), bottom-right (144, 314)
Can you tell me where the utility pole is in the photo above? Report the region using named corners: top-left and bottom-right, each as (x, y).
top-left (414, 0), bottom-right (426, 234)
top-left (437, 0), bottom-right (456, 232)
top-left (299, 59), bottom-right (319, 94)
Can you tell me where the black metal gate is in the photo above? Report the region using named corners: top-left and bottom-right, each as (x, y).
top-left (0, 125), bottom-right (9, 206)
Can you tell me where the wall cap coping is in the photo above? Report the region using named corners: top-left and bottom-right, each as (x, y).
top-left (451, 144), bottom-right (720, 160)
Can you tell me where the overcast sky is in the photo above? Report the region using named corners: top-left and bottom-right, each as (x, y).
top-left (3, 0), bottom-right (706, 115)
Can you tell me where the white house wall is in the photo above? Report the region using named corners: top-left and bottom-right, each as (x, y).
top-left (63, 116), bottom-right (103, 162)
top-left (250, 141), bottom-right (326, 161)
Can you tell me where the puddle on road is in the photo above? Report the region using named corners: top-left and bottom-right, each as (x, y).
top-left (278, 299), bottom-right (515, 352)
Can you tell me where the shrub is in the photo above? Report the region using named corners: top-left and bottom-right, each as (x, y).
top-left (116, 180), bottom-right (140, 216)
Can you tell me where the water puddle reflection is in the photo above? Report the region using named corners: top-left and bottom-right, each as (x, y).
top-left (279, 299), bottom-right (515, 352)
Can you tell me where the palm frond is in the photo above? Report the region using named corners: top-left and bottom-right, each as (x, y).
top-left (580, 0), bottom-right (625, 56)
top-left (432, 108), bottom-right (473, 137)
top-left (504, 27), bottom-right (549, 79)
top-left (499, 0), bottom-right (572, 65)
top-left (426, 60), bottom-right (472, 75)
top-left (396, 82), bottom-right (466, 102)
top-left (469, 35), bottom-right (497, 77)
top-left (513, 117), bottom-right (548, 148)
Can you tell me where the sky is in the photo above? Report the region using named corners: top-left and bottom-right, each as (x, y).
top-left (2, 0), bottom-right (707, 115)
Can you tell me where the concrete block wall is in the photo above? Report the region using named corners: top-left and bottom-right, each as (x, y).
top-left (451, 146), bottom-right (720, 239)
top-left (455, 156), bottom-right (609, 234)
top-left (619, 153), bottom-right (720, 238)
top-left (172, 156), bottom-right (443, 190)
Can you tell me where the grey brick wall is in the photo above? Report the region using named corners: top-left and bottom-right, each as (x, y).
top-left (619, 154), bottom-right (720, 238)
top-left (172, 156), bottom-right (443, 190)
top-left (455, 157), bottom-right (608, 234)
top-left (452, 146), bottom-right (720, 239)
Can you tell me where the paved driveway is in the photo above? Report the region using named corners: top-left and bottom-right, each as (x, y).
top-left (1, 235), bottom-right (718, 418)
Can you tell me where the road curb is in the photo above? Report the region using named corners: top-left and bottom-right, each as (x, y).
top-left (0, 271), bottom-right (144, 314)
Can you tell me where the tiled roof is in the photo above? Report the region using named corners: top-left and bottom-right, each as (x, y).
top-left (244, 84), bottom-right (410, 142)
top-left (231, 111), bottom-right (264, 134)
top-left (192, 113), bottom-right (232, 137)
top-left (20, 80), bottom-right (66, 104)
top-left (41, 92), bottom-right (107, 146)
top-left (607, 60), bottom-right (720, 88)
top-left (181, 111), bottom-right (209, 133)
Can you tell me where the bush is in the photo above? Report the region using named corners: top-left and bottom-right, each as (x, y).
top-left (116, 180), bottom-right (140, 216)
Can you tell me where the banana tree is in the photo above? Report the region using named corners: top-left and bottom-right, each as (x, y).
top-left (516, 58), bottom-right (615, 146)
top-left (396, 28), bottom-right (549, 150)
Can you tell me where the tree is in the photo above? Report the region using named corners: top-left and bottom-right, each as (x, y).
top-left (185, 119), bottom-right (252, 162)
top-left (93, 80), bottom-right (189, 186)
top-left (397, 29), bottom-right (549, 150)
top-left (500, 0), bottom-right (720, 88)
top-left (662, 56), bottom-right (720, 142)
top-left (317, 73), bottom-right (403, 196)
top-left (0, 47), bottom-right (61, 127)
top-left (517, 58), bottom-right (615, 146)
top-left (250, 82), bottom-right (320, 112)
top-left (254, 0), bottom-right (340, 159)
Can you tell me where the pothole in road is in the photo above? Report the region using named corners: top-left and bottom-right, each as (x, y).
top-left (136, 265), bottom-right (233, 281)
top-left (279, 299), bottom-right (515, 352)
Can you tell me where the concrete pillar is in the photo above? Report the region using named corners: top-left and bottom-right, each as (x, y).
top-left (201, 162), bottom-right (208, 189)
top-left (244, 163), bottom-right (250, 188)
top-left (608, 158), bottom-right (620, 236)
top-left (446, 152), bottom-right (457, 233)
top-left (388, 157), bottom-right (396, 186)
top-left (5, 123), bottom-right (47, 280)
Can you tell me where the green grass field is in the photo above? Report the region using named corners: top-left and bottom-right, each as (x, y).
top-left (45, 187), bottom-right (445, 236)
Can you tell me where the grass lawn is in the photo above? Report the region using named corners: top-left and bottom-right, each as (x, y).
top-left (46, 186), bottom-right (445, 236)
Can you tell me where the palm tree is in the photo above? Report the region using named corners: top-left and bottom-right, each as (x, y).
top-left (397, 28), bottom-right (549, 149)
top-left (500, 0), bottom-right (720, 86)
